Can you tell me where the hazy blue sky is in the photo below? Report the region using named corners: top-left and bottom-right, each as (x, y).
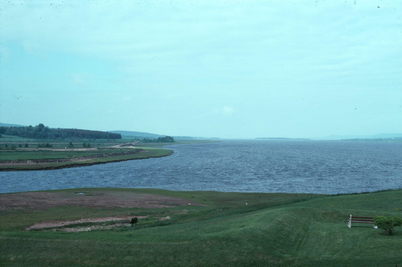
top-left (1, 0), bottom-right (401, 138)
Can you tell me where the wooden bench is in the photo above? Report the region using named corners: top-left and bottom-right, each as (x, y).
top-left (347, 214), bottom-right (377, 228)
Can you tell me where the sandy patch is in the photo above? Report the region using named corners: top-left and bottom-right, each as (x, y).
top-left (26, 215), bottom-right (148, 231)
top-left (60, 223), bottom-right (129, 232)
top-left (159, 216), bottom-right (171, 221)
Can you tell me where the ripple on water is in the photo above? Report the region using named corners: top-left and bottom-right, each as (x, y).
top-left (1, 140), bottom-right (402, 194)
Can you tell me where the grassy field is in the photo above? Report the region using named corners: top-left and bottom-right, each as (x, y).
top-left (0, 134), bottom-right (219, 171)
top-left (0, 147), bottom-right (173, 171)
top-left (0, 134), bottom-right (215, 148)
top-left (1, 188), bottom-right (402, 266)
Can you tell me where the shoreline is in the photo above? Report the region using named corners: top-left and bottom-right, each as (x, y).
top-left (1, 185), bottom-right (401, 196)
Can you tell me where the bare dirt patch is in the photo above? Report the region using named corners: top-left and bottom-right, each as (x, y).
top-left (0, 190), bottom-right (197, 211)
top-left (26, 215), bottom-right (148, 231)
top-left (60, 223), bottom-right (129, 232)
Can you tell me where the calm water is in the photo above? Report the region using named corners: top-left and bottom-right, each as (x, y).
top-left (1, 140), bottom-right (402, 194)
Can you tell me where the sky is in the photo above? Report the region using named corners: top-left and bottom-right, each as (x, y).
top-left (0, 0), bottom-right (401, 139)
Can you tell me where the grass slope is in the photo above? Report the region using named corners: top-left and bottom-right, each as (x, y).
top-left (1, 188), bottom-right (402, 266)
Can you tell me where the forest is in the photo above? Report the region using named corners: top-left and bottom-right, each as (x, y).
top-left (140, 136), bottom-right (175, 143)
top-left (0, 124), bottom-right (121, 140)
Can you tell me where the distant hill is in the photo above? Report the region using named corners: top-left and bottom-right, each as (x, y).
top-left (173, 136), bottom-right (219, 141)
top-left (319, 133), bottom-right (402, 140)
top-left (112, 131), bottom-right (215, 141)
top-left (0, 123), bottom-right (25, 127)
top-left (256, 137), bottom-right (310, 141)
top-left (1, 124), bottom-right (121, 139)
top-left (369, 133), bottom-right (402, 139)
top-left (111, 130), bottom-right (163, 139)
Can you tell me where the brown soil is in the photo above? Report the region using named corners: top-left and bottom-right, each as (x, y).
top-left (0, 190), bottom-right (196, 211)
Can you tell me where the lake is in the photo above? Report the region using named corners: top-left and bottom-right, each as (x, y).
top-left (1, 140), bottom-right (402, 194)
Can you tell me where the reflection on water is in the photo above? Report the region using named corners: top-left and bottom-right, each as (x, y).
top-left (1, 140), bottom-right (402, 194)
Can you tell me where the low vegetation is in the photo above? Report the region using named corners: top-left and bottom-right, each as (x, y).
top-left (0, 129), bottom-right (176, 170)
top-left (374, 216), bottom-right (402, 235)
top-left (1, 188), bottom-right (402, 266)
top-left (0, 147), bottom-right (172, 171)
top-left (139, 136), bottom-right (175, 143)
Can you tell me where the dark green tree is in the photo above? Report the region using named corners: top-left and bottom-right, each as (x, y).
top-left (374, 216), bottom-right (402, 235)
top-left (130, 217), bottom-right (138, 226)
top-left (157, 136), bottom-right (175, 143)
top-left (0, 124), bottom-right (121, 140)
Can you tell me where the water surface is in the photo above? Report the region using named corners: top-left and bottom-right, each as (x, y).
top-left (1, 140), bottom-right (402, 194)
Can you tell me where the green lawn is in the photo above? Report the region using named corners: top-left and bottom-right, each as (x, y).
top-left (1, 188), bottom-right (402, 266)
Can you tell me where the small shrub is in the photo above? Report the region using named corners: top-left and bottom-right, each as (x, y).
top-left (37, 143), bottom-right (53, 148)
top-left (82, 143), bottom-right (91, 148)
top-left (130, 217), bottom-right (138, 226)
top-left (374, 216), bottom-right (402, 235)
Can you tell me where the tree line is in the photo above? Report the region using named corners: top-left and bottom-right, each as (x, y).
top-left (0, 124), bottom-right (121, 140)
top-left (138, 136), bottom-right (175, 143)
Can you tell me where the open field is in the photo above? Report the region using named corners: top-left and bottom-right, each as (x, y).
top-left (0, 134), bottom-right (219, 171)
top-left (0, 147), bottom-right (173, 171)
top-left (0, 134), bottom-right (217, 148)
top-left (1, 188), bottom-right (402, 266)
